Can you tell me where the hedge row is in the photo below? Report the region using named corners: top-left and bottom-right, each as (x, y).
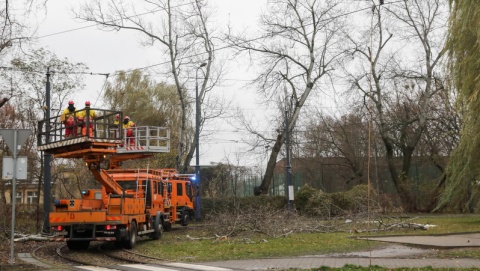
top-left (202, 184), bottom-right (373, 218)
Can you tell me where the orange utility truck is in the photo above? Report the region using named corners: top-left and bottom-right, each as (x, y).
top-left (37, 109), bottom-right (196, 250)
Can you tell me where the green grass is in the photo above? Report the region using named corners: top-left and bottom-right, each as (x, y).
top-left (137, 230), bottom-right (379, 262)
top-left (135, 214), bottom-right (480, 264)
top-left (362, 214), bottom-right (480, 236)
top-left (410, 214), bottom-right (480, 234)
top-left (283, 265), bottom-right (474, 271)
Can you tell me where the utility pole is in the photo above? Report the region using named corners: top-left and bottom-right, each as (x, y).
top-left (285, 109), bottom-right (293, 210)
top-left (195, 63), bottom-right (206, 221)
top-left (43, 67), bottom-right (52, 234)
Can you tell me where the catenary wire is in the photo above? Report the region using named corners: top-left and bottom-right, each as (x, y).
top-left (21, 0), bottom-right (404, 78)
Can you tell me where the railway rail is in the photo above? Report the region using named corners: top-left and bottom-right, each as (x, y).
top-left (30, 241), bottom-right (232, 271)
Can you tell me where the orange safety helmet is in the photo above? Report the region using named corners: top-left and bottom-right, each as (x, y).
top-left (68, 100), bottom-right (74, 105)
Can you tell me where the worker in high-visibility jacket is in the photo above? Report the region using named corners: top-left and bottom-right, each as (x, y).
top-left (77, 101), bottom-right (96, 137)
top-left (112, 113), bottom-right (121, 138)
top-left (60, 101), bottom-right (77, 138)
top-left (123, 116), bottom-right (136, 146)
top-left (114, 113), bottom-right (120, 125)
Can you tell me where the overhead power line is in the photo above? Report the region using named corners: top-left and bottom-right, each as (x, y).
top-left (37, 2), bottom-right (192, 39)
top-left (27, 0), bottom-right (402, 78)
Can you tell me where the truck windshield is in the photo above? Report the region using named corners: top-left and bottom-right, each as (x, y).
top-left (118, 181), bottom-right (137, 191)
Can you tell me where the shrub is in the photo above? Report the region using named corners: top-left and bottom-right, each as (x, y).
top-left (202, 195), bottom-right (286, 218)
top-left (293, 184), bottom-right (373, 218)
top-left (308, 190), bottom-right (333, 217)
top-left (201, 195), bottom-right (290, 237)
top-left (294, 184), bottom-right (318, 212)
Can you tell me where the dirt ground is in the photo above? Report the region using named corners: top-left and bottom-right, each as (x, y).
top-left (0, 240), bottom-right (44, 270)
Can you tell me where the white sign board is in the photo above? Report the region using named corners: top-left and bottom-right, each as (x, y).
top-left (2, 157), bottom-right (28, 180)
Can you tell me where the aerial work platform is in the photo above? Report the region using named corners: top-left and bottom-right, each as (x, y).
top-left (37, 108), bottom-right (170, 158)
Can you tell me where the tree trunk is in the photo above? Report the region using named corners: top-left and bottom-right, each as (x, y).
top-left (427, 158), bottom-right (447, 211)
top-left (0, 97), bottom-right (8, 108)
top-left (255, 133), bottom-right (283, 195)
top-left (383, 138), bottom-right (417, 212)
top-left (428, 174), bottom-right (446, 211)
top-left (183, 139), bottom-right (196, 174)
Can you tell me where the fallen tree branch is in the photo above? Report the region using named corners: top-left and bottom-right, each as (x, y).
top-left (386, 223), bottom-right (428, 230)
top-left (14, 234), bottom-right (49, 242)
top-left (185, 234), bottom-right (215, 241)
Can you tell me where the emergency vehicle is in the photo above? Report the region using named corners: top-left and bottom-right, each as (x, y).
top-left (37, 108), bottom-right (196, 250)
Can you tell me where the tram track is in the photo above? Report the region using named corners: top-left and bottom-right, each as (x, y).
top-left (99, 244), bottom-right (157, 265)
top-left (55, 242), bottom-right (146, 267)
top-left (30, 242), bottom-right (77, 270)
top-left (56, 243), bottom-right (101, 267)
top-left (54, 241), bottom-right (173, 269)
top-left (106, 248), bottom-right (169, 264)
top-left (29, 241), bottom-right (143, 269)
top-left (31, 240), bottom-right (231, 271)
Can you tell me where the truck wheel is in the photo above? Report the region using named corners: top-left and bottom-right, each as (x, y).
top-left (66, 240), bottom-right (90, 250)
top-left (114, 239), bottom-right (123, 248)
top-left (123, 221), bottom-right (137, 249)
top-left (180, 210), bottom-right (190, 226)
top-left (114, 229), bottom-right (123, 248)
top-left (151, 215), bottom-right (163, 240)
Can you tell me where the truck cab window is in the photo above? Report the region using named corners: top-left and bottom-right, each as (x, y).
top-left (177, 183), bottom-right (183, 196)
top-left (118, 181), bottom-right (137, 191)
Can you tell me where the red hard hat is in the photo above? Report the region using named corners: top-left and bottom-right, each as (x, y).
top-left (68, 100), bottom-right (74, 105)
top-left (85, 101), bottom-right (91, 106)
top-left (124, 116), bottom-right (130, 120)
top-left (115, 114), bottom-right (120, 119)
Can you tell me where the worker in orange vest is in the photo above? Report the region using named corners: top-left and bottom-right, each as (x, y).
top-left (77, 101), bottom-right (96, 137)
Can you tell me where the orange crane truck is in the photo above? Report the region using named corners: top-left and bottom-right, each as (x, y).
top-left (37, 108), bottom-right (196, 250)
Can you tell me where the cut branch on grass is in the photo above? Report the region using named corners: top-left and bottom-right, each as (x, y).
top-left (14, 234), bottom-right (49, 242)
top-left (185, 234), bottom-right (215, 241)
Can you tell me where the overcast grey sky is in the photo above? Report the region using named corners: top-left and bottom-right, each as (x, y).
top-left (36, 0), bottom-right (268, 166)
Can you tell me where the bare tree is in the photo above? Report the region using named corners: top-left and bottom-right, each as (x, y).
top-left (345, 0), bottom-right (447, 211)
top-left (227, 0), bottom-right (349, 195)
top-left (5, 48), bottom-right (87, 230)
top-left (0, 0), bottom-right (46, 108)
top-left (75, 0), bottom-right (223, 173)
top-left (301, 110), bottom-right (371, 186)
top-left (9, 48), bottom-right (88, 114)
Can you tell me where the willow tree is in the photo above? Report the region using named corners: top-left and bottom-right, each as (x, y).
top-left (438, 1), bottom-right (480, 211)
top-left (103, 69), bottom-right (181, 168)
